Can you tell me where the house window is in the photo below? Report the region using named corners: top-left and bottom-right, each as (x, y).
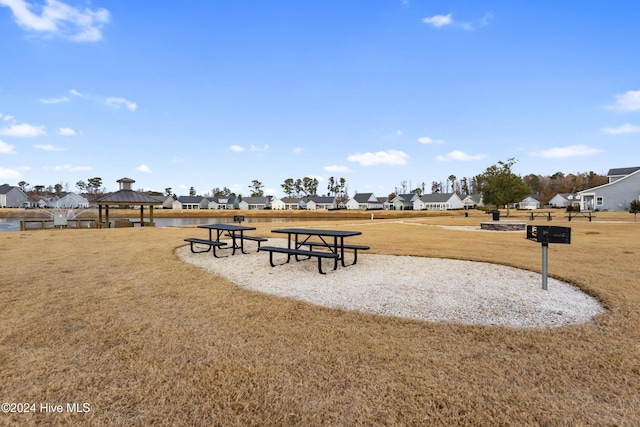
top-left (596, 196), bottom-right (603, 206)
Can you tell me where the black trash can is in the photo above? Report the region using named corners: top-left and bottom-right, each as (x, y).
top-left (492, 210), bottom-right (500, 221)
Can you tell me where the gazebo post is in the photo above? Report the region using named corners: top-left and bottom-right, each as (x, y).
top-left (140, 205), bottom-right (144, 225)
top-left (149, 205), bottom-right (154, 226)
top-left (98, 205), bottom-right (103, 223)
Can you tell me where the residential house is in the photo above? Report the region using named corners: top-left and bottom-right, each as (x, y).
top-left (207, 195), bottom-right (239, 210)
top-left (389, 193), bottom-right (419, 210)
top-left (306, 196), bottom-right (337, 210)
top-left (345, 193), bottom-right (383, 210)
top-left (55, 192), bottom-right (90, 209)
top-left (518, 194), bottom-right (540, 210)
top-left (271, 197), bottom-right (304, 210)
top-left (172, 196), bottom-right (208, 210)
top-left (548, 193), bottom-right (581, 209)
top-left (239, 196), bottom-right (270, 210)
top-left (461, 194), bottom-right (483, 209)
top-left (413, 192), bottom-right (464, 210)
top-left (578, 166), bottom-right (640, 211)
top-left (161, 195), bottom-right (176, 209)
top-left (607, 166), bottom-right (640, 183)
top-left (0, 184), bottom-right (29, 208)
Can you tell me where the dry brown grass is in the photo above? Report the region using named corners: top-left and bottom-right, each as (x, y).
top-left (1, 210), bottom-right (639, 426)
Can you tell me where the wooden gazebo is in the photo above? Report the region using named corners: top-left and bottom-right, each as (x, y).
top-left (93, 178), bottom-right (163, 227)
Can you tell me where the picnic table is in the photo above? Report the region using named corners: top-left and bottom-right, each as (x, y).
top-left (529, 211), bottom-right (554, 221)
top-left (566, 211), bottom-right (595, 222)
top-left (260, 228), bottom-right (369, 274)
top-left (184, 223), bottom-right (266, 257)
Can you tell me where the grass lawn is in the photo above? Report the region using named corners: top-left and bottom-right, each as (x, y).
top-left (1, 210), bottom-right (639, 426)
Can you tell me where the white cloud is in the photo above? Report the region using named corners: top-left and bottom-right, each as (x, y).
top-left (0, 139), bottom-right (16, 154)
top-left (423, 14), bottom-right (452, 28)
top-left (0, 166), bottom-right (21, 179)
top-left (347, 149), bottom-right (409, 166)
top-left (436, 150), bottom-right (488, 161)
top-left (40, 96), bottom-right (69, 104)
top-left (422, 12), bottom-right (491, 31)
top-left (69, 89), bottom-right (85, 97)
top-left (105, 97), bottom-right (137, 111)
top-left (53, 164), bottom-right (91, 172)
top-left (58, 127), bottom-right (76, 136)
top-left (608, 90), bottom-right (640, 112)
top-left (323, 165), bottom-right (353, 173)
top-left (602, 123), bottom-right (640, 134)
top-left (34, 144), bottom-right (66, 151)
top-left (137, 164), bottom-right (152, 173)
top-left (229, 145), bottom-right (245, 152)
top-left (0, 0), bottom-right (110, 42)
top-left (418, 136), bottom-right (444, 144)
top-left (0, 123), bottom-right (46, 137)
top-left (528, 145), bottom-right (603, 159)
top-left (250, 144), bottom-right (269, 152)
top-left (292, 147), bottom-right (302, 154)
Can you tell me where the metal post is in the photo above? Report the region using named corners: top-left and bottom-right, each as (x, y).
top-left (541, 242), bottom-right (549, 290)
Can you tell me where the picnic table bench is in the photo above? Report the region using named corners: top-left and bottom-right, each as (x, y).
top-left (183, 238), bottom-right (228, 257)
top-left (529, 211), bottom-right (554, 221)
top-left (259, 246), bottom-right (340, 274)
top-left (566, 211), bottom-right (595, 221)
top-left (224, 232), bottom-right (268, 249)
top-left (304, 242), bottom-right (370, 265)
top-left (262, 228), bottom-right (366, 274)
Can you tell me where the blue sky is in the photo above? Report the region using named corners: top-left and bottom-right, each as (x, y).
top-left (0, 1), bottom-right (639, 197)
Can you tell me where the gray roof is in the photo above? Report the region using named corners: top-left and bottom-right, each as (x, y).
top-left (352, 193), bottom-right (375, 203)
top-left (308, 196), bottom-right (335, 203)
top-left (0, 184), bottom-right (14, 195)
top-left (279, 197), bottom-right (302, 203)
top-left (420, 192), bottom-right (456, 202)
top-left (94, 190), bottom-right (164, 205)
top-left (176, 195), bottom-right (205, 204)
top-left (209, 195), bottom-right (237, 204)
top-left (607, 166), bottom-right (640, 176)
top-left (241, 197), bottom-right (269, 204)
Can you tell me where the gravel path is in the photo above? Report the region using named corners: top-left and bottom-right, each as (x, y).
top-left (176, 238), bottom-right (604, 328)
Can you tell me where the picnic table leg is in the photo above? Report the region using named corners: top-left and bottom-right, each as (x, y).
top-left (337, 236), bottom-right (344, 268)
top-left (212, 245), bottom-right (226, 258)
top-left (317, 257), bottom-right (327, 275)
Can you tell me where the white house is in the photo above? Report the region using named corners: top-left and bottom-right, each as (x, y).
top-left (518, 194), bottom-right (540, 210)
top-left (0, 184), bottom-right (29, 208)
top-left (578, 166), bottom-right (640, 211)
top-left (306, 196), bottom-right (336, 210)
top-left (173, 196), bottom-right (208, 209)
top-left (461, 194), bottom-right (483, 209)
top-left (390, 193), bottom-right (419, 210)
top-left (548, 193), bottom-right (581, 209)
top-left (345, 193), bottom-right (383, 210)
top-left (271, 197), bottom-right (304, 210)
top-left (55, 192), bottom-right (90, 209)
top-left (413, 193), bottom-right (464, 210)
top-left (239, 196), bottom-right (270, 210)
top-left (207, 195), bottom-right (238, 210)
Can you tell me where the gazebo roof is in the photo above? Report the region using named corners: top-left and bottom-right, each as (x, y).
top-left (93, 190), bottom-right (163, 205)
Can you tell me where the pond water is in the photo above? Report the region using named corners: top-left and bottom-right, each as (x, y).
top-left (0, 217), bottom-right (298, 232)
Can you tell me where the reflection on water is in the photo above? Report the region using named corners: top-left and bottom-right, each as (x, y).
top-left (0, 216), bottom-right (297, 232)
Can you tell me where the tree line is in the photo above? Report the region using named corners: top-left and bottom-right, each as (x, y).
top-left (13, 160), bottom-right (607, 207)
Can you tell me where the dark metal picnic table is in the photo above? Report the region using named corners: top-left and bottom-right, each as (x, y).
top-left (271, 228), bottom-right (363, 268)
top-left (198, 223), bottom-right (257, 255)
